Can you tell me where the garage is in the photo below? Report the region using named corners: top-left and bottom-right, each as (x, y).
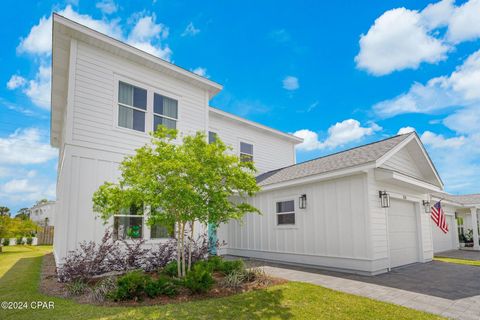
top-left (388, 199), bottom-right (419, 268)
top-left (432, 215), bottom-right (455, 253)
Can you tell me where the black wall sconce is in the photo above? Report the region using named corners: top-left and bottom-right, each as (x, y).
top-left (422, 200), bottom-right (430, 213)
top-left (299, 194), bottom-right (307, 209)
top-left (379, 190), bottom-right (390, 208)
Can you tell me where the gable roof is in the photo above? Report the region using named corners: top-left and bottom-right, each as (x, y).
top-left (432, 192), bottom-right (480, 206)
top-left (257, 133), bottom-right (412, 187)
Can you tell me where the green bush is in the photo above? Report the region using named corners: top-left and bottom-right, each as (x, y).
top-left (206, 256), bottom-right (224, 271)
top-left (220, 260), bottom-right (244, 275)
top-left (162, 261), bottom-right (179, 277)
top-left (2, 238), bottom-right (10, 246)
top-left (110, 270), bottom-right (149, 301)
top-left (184, 264), bottom-right (214, 294)
top-left (145, 277), bottom-right (178, 298)
top-left (91, 277), bottom-right (117, 302)
top-left (66, 279), bottom-right (88, 296)
top-left (26, 237), bottom-right (33, 245)
top-left (16, 237), bottom-right (24, 245)
top-left (221, 269), bottom-right (245, 290)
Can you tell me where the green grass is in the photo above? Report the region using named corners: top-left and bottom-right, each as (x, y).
top-left (0, 246), bottom-right (443, 320)
top-left (434, 256), bottom-right (480, 266)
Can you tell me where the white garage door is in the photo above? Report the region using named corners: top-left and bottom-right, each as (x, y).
top-left (388, 199), bottom-right (419, 268)
top-left (432, 215), bottom-right (455, 253)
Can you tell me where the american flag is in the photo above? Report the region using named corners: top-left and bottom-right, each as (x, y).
top-left (431, 201), bottom-right (448, 234)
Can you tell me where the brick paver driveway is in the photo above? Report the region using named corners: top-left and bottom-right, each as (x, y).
top-left (251, 253), bottom-right (480, 320)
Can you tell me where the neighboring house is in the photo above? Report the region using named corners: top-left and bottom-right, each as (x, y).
top-left (50, 14), bottom-right (470, 275)
top-left (30, 200), bottom-right (56, 227)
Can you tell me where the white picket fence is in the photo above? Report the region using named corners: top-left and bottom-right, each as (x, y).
top-left (1, 237), bottom-right (38, 246)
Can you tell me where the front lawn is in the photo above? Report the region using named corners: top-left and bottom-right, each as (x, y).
top-left (434, 256), bottom-right (480, 267)
top-left (0, 246), bottom-right (443, 319)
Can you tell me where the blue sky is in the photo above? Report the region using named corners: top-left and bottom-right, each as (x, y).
top-left (1, 0), bottom-right (480, 214)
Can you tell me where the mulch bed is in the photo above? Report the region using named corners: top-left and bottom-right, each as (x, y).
top-left (39, 253), bottom-right (286, 306)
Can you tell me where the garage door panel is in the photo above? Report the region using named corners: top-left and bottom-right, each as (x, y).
top-left (388, 199), bottom-right (419, 268)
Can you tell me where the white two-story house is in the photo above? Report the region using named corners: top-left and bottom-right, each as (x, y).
top-left (52, 14), bottom-right (465, 275)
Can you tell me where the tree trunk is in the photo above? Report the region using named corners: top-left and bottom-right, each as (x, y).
top-left (176, 223), bottom-right (181, 278)
top-left (188, 221), bottom-right (194, 272)
top-left (181, 222), bottom-right (186, 277)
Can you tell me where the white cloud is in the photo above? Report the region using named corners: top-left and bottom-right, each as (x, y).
top-left (126, 14), bottom-right (171, 60)
top-left (294, 119), bottom-right (380, 151)
top-left (447, 0), bottom-right (480, 43)
top-left (421, 131), bottom-right (466, 148)
top-left (282, 76), bottom-right (299, 91)
top-left (0, 178), bottom-right (56, 203)
top-left (421, 0), bottom-right (455, 29)
top-left (181, 22), bottom-right (200, 37)
top-left (6, 75), bottom-right (26, 90)
top-left (0, 128), bottom-right (57, 164)
top-left (373, 49), bottom-right (480, 117)
top-left (355, 8), bottom-right (449, 76)
top-left (96, 0), bottom-right (118, 15)
top-left (397, 126), bottom-right (416, 134)
top-left (443, 107), bottom-right (480, 134)
top-left (191, 67), bottom-right (209, 78)
top-left (23, 65), bottom-right (51, 109)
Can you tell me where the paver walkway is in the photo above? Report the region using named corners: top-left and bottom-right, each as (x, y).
top-left (436, 249), bottom-right (480, 261)
top-left (258, 261), bottom-right (480, 320)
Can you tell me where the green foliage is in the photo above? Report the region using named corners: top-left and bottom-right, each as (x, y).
top-left (184, 263), bottom-right (215, 294)
top-left (144, 277), bottom-right (178, 298)
top-left (110, 270), bottom-right (149, 301)
top-left (0, 215), bottom-right (37, 244)
top-left (162, 261), bottom-right (179, 277)
top-left (92, 126), bottom-right (261, 277)
top-left (206, 256), bottom-right (224, 271)
top-left (16, 236), bottom-right (24, 245)
top-left (220, 260), bottom-right (245, 276)
top-left (221, 269), bottom-right (245, 290)
top-left (0, 206), bottom-right (10, 216)
top-left (2, 238), bottom-right (10, 246)
top-left (91, 276), bottom-right (117, 302)
top-left (26, 237), bottom-right (33, 245)
top-left (66, 279), bottom-right (88, 296)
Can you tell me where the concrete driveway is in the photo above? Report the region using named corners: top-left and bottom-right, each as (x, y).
top-left (252, 253), bottom-right (480, 320)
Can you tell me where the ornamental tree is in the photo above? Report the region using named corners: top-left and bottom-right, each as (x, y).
top-left (92, 127), bottom-right (260, 277)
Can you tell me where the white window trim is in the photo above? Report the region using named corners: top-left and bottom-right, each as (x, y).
top-left (112, 74), bottom-right (183, 137)
top-left (113, 214), bottom-right (145, 240)
top-left (153, 93), bottom-right (179, 130)
top-left (273, 197), bottom-right (297, 229)
top-left (112, 212), bottom-right (174, 243)
top-left (238, 140), bottom-right (254, 162)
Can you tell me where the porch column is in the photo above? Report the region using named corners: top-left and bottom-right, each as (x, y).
top-left (471, 207), bottom-right (479, 250)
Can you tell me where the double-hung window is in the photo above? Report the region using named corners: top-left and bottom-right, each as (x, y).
top-left (276, 200), bottom-right (295, 225)
top-left (118, 81), bottom-right (147, 132)
top-left (208, 131), bottom-right (217, 144)
top-left (240, 142), bottom-right (253, 162)
top-left (154, 93), bottom-right (178, 130)
top-left (113, 204), bottom-right (144, 240)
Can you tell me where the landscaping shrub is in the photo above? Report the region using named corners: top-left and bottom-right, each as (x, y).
top-left (110, 270), bottom-right (149, 301)
top-left (184, 264), bottom-right (214, 294)
top-left (16, 237), bottom-right (24, 245)
top-left (206, 256), bottom-right (224, 271)
top-left (90, 277), bottom-right (117, 302)
top-left (220, 260), bottom-right (245, 275)
top-left (66, 279), bottom-right (88, 296)
top-left (244, 267), bottom-right (270, 285)
top-left (162, 261), bottom-right (179, 277)
top-left (221, 269), bottom-right (245, 290)
top-left (2, 238), bottom-right (10, 246)
top-left (144, 277), bottom-right (178, 298)
top-left (26, 237), bottom-right (33, 245)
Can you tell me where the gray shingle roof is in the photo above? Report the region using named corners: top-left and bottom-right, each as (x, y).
top-left (432, 192), bottom-right (480, 206)
top-left (257, 133), bottom-right (412, 187)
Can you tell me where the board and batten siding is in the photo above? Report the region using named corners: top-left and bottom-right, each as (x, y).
top-left (209, 112), bottom-right (296, 174)
top-left (70, 41), bottom-right (209, 155)
top-left (219, 174), bottom-right (378, 273)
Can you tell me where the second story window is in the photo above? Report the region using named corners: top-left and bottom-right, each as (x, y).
top-left (154, 93), bottom-right (178, 130)
top-left (118, 81), bottom-right (147, 132)
top-left (208, 131), bottom-right (217, 144)
top-left (240, 142), bottom-right (253, 162)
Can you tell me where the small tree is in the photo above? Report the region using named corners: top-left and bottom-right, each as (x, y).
top-left (15, 208), bottom-right (30, 220)
top-left (0, 206), bottom-right (10, 217)
top-left (93, 127), bottom-right (260, 277)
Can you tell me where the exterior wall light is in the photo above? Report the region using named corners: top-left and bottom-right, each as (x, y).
top-left (299, 194), bottom-right (307, 209)
top-left (379, 191), bottom-right (390, 208)
top-left (422, 200), bottom-right (431, 213)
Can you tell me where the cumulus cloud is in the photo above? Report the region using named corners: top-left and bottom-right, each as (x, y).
top-left (355, 8), bottom-right (449, 76)
top-left (0, 177), bottom-right (56, 203)
top-left (397, 126), bottom-right (416, 134)
top-left (282, 76), bottom-right (299, 91)
top-left (421, 131), bottom-right (466, 148)
top-left (191, 67), bottom-right (209, 78)
top-left (0, 128), bottom-right (57, 164)
top-left (23, 65), bottom-right (51, 109)
top-left (181, 22), bottom-right (200, 37)
top-left (356, 0), bottom-right (480, 75)
top-left (96, 0), bottom-right (118, 15)
top-left (6, 75), bottom-right (26, 90)
top-left (373, 49), bottom-right (480, 117)
top-left (294, 119), bottom-right (381, 151)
